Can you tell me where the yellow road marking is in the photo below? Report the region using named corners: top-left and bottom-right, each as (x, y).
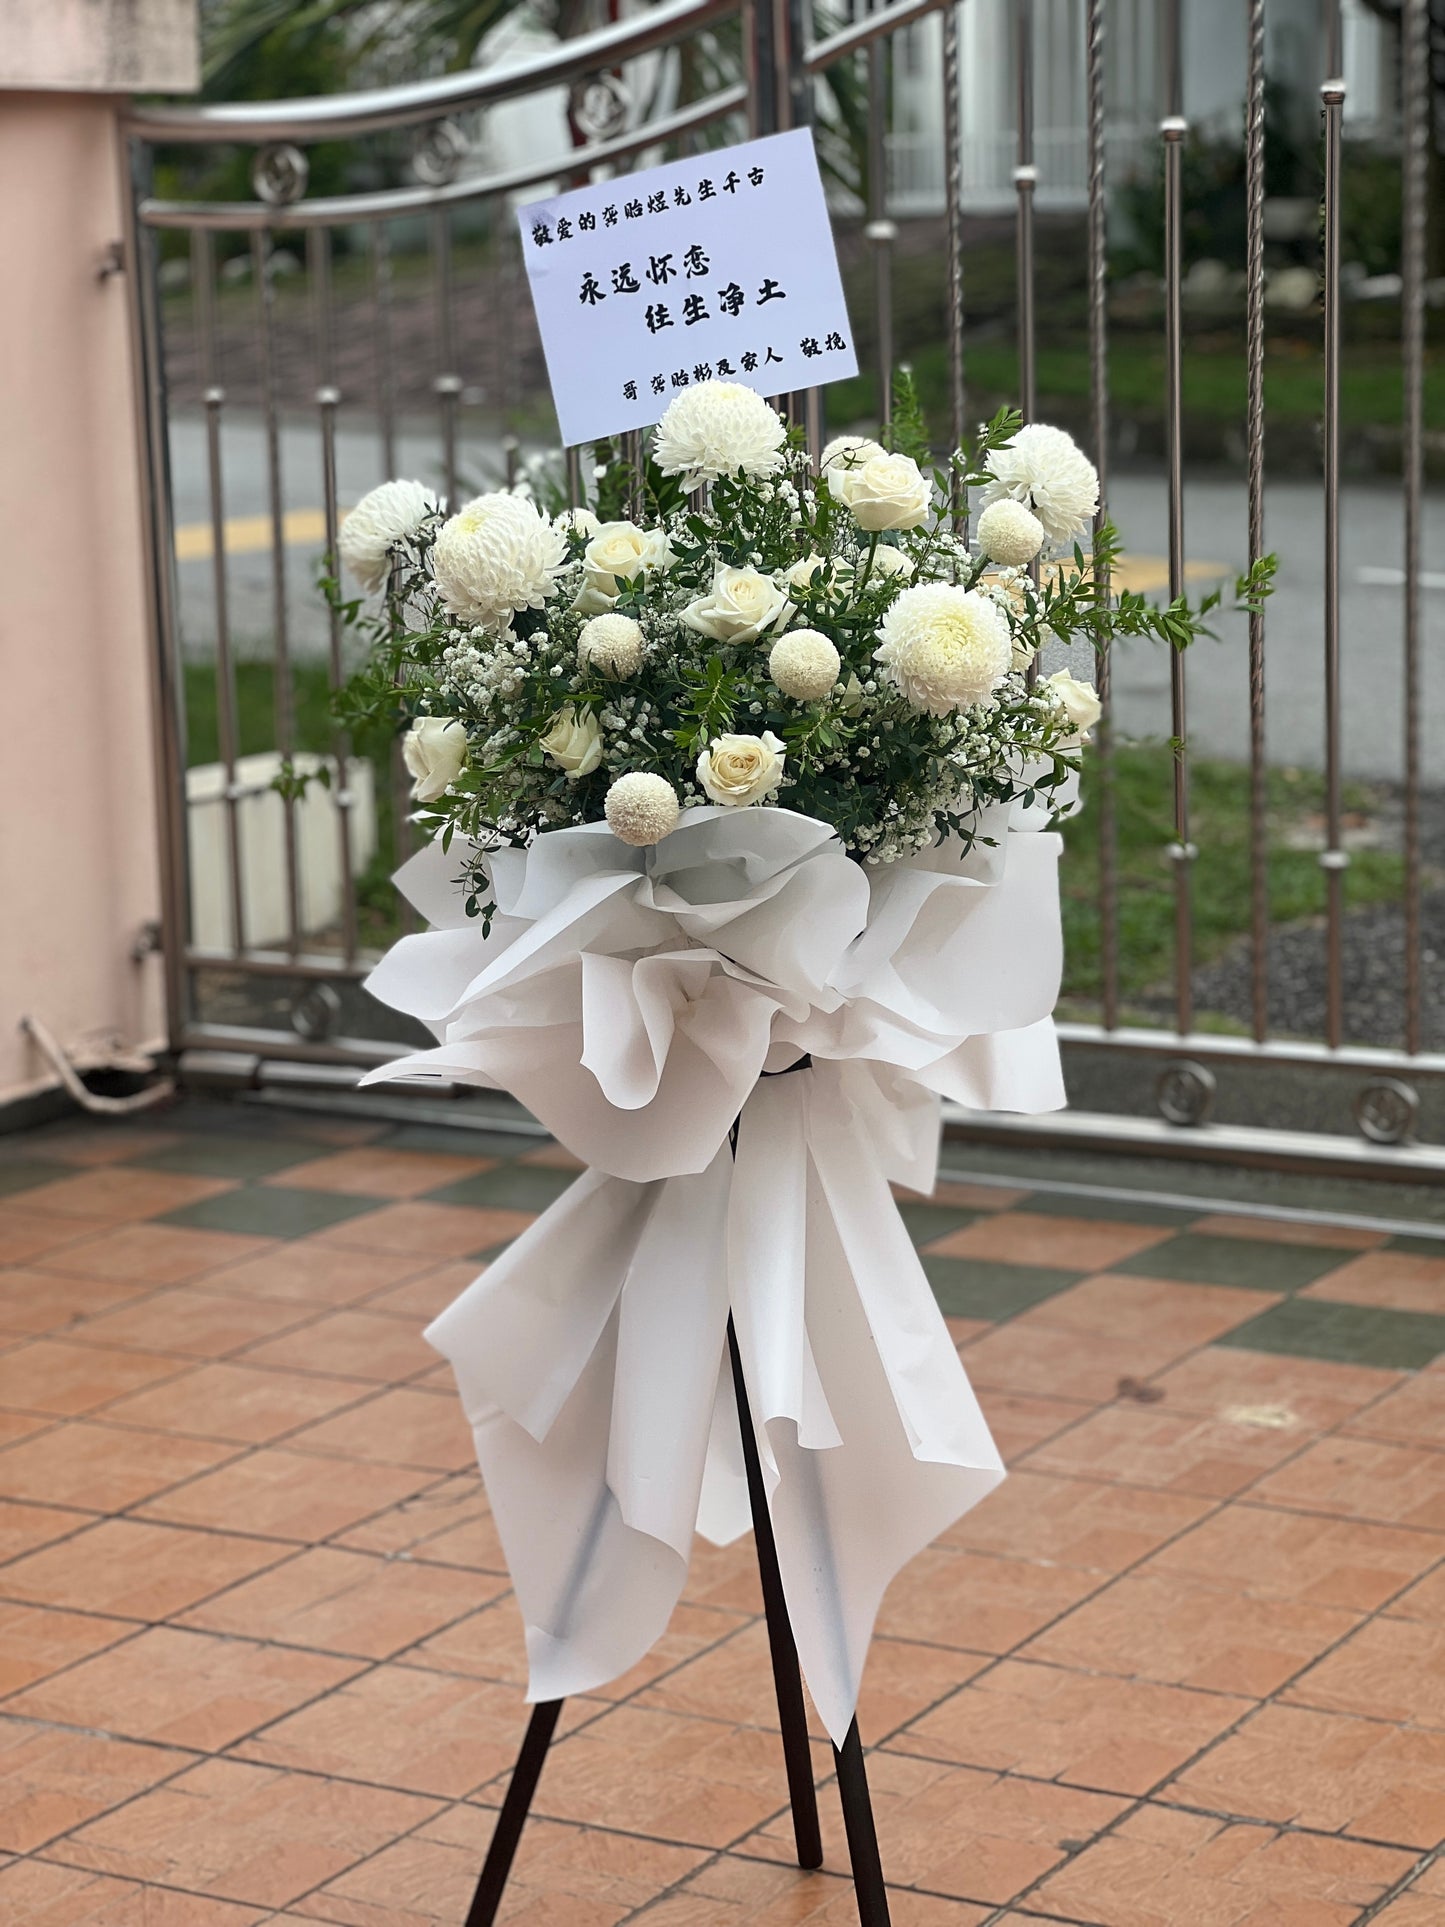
top-left (171, 509), bottom-right (1229, 595)
top-left (174, 508), bottom-right (329, 562)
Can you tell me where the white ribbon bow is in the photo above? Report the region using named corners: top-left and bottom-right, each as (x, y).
top-left (363, 804), bottom-right (1065, 1742)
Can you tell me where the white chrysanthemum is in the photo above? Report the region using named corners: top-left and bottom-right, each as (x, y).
top-left (979, 424), bottom-right (1099, 547)
top-left (769, 629), bottom-right (841, 701)
top-left (578, 613), bottom-right (645, 678)
top-left (339, 480), bottom-right (438, 592)
top-left (431, 493), bottom-right (568, 631)
top-left (604, 772), bottom-right (681, 846)
top-left (976, 498), bottom-right (1046, 567)
top-left (653, 380), bottom-right (787, 491)
top-left (874, 583), bottom-right (1012, 714)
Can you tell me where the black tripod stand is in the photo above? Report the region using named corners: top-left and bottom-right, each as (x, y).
top-left (462, 1308), bottom-right (893, 1925)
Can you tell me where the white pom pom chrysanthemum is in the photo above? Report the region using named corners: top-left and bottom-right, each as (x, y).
top-left (769, 629), bottom-right (841, 701)
top-left (339, 480), bottom-right (438, 592)
top-left (976, 498), bottom-right (1046, 567)
top-left (653, 380), bottom-right (788, 491)
top-left (604, 772), bottom-right (681, 846)
top-left (431, 493), bottom-right (568, 632)
top-left (979, 423), bottom-right (1099, 548)
top-left (578, 613), bottom-right (645, 678)
top-left (874, 583), bottom-right (1012, 714)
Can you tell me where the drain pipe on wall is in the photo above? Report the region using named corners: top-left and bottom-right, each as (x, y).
top-left (18, 1015), bottom-right (175, 1118)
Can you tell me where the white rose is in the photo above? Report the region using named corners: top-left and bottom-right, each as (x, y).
top-left (402, 716), bottom-right (467, 803)
top-left (582, 522), bottom-right (673, 601)
top-left (840, 452), bottom-right (932, 532)
top-left (539, 704), bottom-right (603, 779)
top-left (871, 545), bottom-right (915, 580)
top-left (682, 565), bottom-right (791, 644)
top-left (1045, 669), bottom-right (1103, 745)
top-left (697, 731), bottom-right (786, 807)
top-left (339, 480), bottom-right (439, 593)
top-left (786, 552), bottom-right (845, 593)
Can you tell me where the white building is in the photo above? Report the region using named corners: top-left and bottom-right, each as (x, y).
top-left (887, 0), bottom-right (1399, 216)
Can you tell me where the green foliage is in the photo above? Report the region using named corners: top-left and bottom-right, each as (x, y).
top-left (1059, 749), bottom-right (1407, 1007)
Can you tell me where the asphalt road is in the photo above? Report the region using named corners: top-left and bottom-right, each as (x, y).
top-left (167, 408), bottom-right (1445, 782)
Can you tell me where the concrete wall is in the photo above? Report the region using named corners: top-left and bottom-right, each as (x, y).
top-left (0, 16), bottom-right (196, 1107)
top-left (0, 0), bottom-right (198, 93)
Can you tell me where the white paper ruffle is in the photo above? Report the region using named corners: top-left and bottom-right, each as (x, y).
top-left (362, 804), bottom-right (1065, 1742)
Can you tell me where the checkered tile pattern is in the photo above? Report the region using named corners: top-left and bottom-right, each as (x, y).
top-left (0, 1098), bottom-right (1442, 1923)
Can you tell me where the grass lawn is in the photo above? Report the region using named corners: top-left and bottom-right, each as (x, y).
top-left (182, 663), bottom-right (1408, 1005)
top-left (826, 336), bottom-right (1442, 443)
top-left (1058, 748), bottom-right (1406, 1018)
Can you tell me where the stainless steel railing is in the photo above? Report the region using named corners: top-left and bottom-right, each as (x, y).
top-left (121, 0), bottom-right (1445, 1164)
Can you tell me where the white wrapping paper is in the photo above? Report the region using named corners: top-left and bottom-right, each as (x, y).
top-left (362, 804), bottom-right (1065, 1742)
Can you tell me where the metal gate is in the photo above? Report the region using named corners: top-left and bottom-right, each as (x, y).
top-left (121, 0), bottom-right (1445, 1172)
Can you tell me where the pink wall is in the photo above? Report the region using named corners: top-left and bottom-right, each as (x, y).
top-left (0, 94), bottom-right (167, 1106)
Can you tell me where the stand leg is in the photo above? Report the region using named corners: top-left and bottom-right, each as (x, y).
top-left (463, 1697), bottom-right (563, 1927)
top-left (461, 1305), bottom-right (892, 1926)
top-left (727, 1315), bottom-right (825, 1872)
top-left (834, 1718), bottom-right (892, 1925)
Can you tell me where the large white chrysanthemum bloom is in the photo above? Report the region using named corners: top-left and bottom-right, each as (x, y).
top-left (604, 772), bottom-right (681, 846)
top-left (339, 480), bottom-right (438, 592)
top-left (653, 381), bottom-right (788, 491)
top-left (769, 629), bottom-right (841, 701)
top-left (976, 498), bottom-right (1046, 568)
top-left (874, 583), bottom-right (1012, 714)
top-left (979, 424), bottom-right (1099, 548)
top-left (430, 493), bottom-right (568, 631)
top-left (578, 613), bottom-right (645, 678)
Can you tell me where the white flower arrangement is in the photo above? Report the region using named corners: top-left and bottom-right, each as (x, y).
top-left (333, 379), bottom-right (1272, 910)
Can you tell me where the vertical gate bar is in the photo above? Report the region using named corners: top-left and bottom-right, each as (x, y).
top-left (370, 223), bottom-right (398, 480)
top-left (1162, 0), bottom-right (1192, 1035)
top-left (309, 226), bottom-right (360, 967)
top-left (745, 0), bottom-right (778, 139)
top-left (1245, 0), bottom-right (1269, 1042)
top-left (1401, 0), bottom-right (1427, 1055)
top-left (1085, 0), bottom-right (1117, 1031)
top-left (252, 226), bottom-right (303, 957)
top-left (1321, 4), bottom-right (1346, 1049)
top-left (943, 0), bottom-right (966, 529)
top-left (193, 228), bottom-right (247, 957)
top-left (433, 205), bottom-right (461, 506)
top-left (867, 11), bottom-right (894, 428)
top-left (1013, 0), bottom-right (1036, 422)
top-left (118, 132), bottom-right (190, 1050)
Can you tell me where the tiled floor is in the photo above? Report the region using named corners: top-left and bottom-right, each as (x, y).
top-left (0, 1098), bottom-right (1443, 1923)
